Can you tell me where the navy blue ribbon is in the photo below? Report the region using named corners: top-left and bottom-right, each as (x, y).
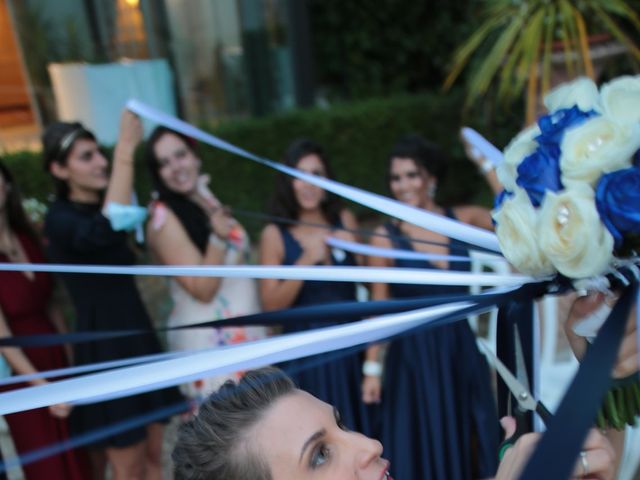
top-left (520, 280), bottom-right (637, 479)
top-left (0, 289), bottom-right (524, 348)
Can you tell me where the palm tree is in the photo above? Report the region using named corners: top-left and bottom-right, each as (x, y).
top-left (444, 0), bottom-right (640, 124)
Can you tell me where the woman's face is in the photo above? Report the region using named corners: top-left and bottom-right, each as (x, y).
top-left (292, 154), bottom-right (327, 212)
top-left (253, 390), bottom-right (392, 480)
top-left (154, 133), bottom-right (201, 195)
top-left (389, 157), bottom-right (433, 208)
top-left (52, 138), bottom-right (109, 198)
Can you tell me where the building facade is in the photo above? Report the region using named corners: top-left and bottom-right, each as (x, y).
top-left (1, 0), bottom-right (314, 136)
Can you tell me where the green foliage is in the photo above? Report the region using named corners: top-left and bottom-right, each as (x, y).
top-left (2, 91), bottom-right (522, 238)
top-left (444, 0), bottom-right (640, 121)
top-left (309, 0), bottom-right (476, 99)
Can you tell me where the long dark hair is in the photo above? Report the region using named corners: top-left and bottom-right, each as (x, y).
top-left (172, 367), bottom-right (296, 479)
top-left (0, 160), bottom-right (39, 242)
top-left (42, 122), bottom-right (97, 199)
top-left (144, 126), bottom-right (210, 253)
top-left (269, 139), bottom-right (342, 225)
top-left (387, 134), bottom-right (448, 190)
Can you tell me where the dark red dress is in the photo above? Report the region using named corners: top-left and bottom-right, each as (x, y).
top-left (0, 233), bottom-right (89, 480)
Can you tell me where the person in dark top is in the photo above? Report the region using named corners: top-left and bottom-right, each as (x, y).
top-left (258, 139), bottom-right (374, 436)
top-left (42, 111), bottom-right (183, 480)
top-left (363, 134), bottom-right (502, 480)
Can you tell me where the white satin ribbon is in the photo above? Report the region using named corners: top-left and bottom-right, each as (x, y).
top-left (0, 350), bottom-right (187, 386)
top-left (126, 100), bottom-right (501, 252)
top-left (0, 292), bottom-right (512, 414)
top-left (460, 127), bottom-right (504, 166)
top-left (0, 262), bottom-right (529, 287)
top-left (326, 236), bottom-right (508, 264)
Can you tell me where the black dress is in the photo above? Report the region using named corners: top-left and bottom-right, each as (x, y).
top-left (277, 225), bottom-right (375, 436)
top-left (44, 199), bottom-right (183, 448)
top-left (380, 213), bottom-right (500, 480)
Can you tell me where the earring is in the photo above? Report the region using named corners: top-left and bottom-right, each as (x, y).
top-left (427, 182), bottom-right (437, 199)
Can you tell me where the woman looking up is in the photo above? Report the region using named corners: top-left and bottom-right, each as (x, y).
top-left (42, 112), bottom-right (182, 480)
top-left (172, 367), bottom-right (617, 480)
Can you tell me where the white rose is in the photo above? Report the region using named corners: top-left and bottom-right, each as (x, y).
top-left (544, 77), bottom-right (601, 113)
top-left (537, 186), bottom-right (614, 279)
top-left (492, 189), bottom-right (555, 277)
top-left (600, 75), bottom-right (640, 125)
top-left (560, 116), bottom-right (640, 185)
top-left (497, 124), bottom-right (541, 191)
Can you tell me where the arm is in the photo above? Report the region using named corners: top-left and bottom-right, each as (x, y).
top-left (334, 209), bottom-right (365, 266)
top-left (146, 207), bottom-right (228, 303)
top-left (258, 224), bottom-right (327, 311)
top-left (454, 205), bottom-right (495, 231)
top-left (361, 226), bottom-right (393, 404)
top-left (102, 110), bottom-right (143, 208)
top-left (460, 131), bottom-right (503, 195)
top-left (0, 306), bottom-right (71, 418)
top-left (47, 301), bottom-right (72, 363)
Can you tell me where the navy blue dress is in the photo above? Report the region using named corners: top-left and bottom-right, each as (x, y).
top-left (278, 225), bottom-right (374, 436)
top-left (44, 200), bottom-right (184, 448)
top-left (381, 212), bottom-right (500, 480)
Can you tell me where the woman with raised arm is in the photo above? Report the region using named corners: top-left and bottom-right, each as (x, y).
top-left (362, 134), bottom-right (503, 479)
top-left (258, 139), bottom-right (373, 436)
top-left (145, 126), bottom-right (267, 400)
top-left (42, 112), bottom-right (182, 480)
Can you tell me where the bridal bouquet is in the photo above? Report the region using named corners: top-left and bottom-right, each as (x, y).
top-left (493, 75), bottom-right (640, 279)
top-left (492, 75), bottom-right (640, 429)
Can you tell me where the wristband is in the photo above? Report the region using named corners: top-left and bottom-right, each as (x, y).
top-left (362, 360), bottom-right (383, 377)
top-left (480, 158), bottom-right (495, 174)
top-left (208, 234), bottom-right (228, 250)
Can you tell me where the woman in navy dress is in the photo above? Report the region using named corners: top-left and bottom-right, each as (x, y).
top-left (258, 139), bottom-right (373, 436)
top-left (363, 134), bottom-right (502, 479)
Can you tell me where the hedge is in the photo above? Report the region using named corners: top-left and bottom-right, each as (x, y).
top-left (2, 90), bottom-right (523, 237)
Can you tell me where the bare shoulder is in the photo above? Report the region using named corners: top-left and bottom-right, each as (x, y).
top-left (146, 204), bottom-right (183, 242)
top-left (452, 205), bottom-right (493, 230)
top-left (260, 223), bottom-right (282, 244)
top-left (259, 223), bottom-right (285, 262)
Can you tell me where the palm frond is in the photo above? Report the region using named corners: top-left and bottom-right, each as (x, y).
top-left (597, 0), bottom-right (640, 30)
top-left (592, 6), bottom-right (640, 60)
top-left (443, 10), bottom-right (512, 90)
top-left (464, 5), bottom-right (534, 105)
top-left (573, 6), bottom-right (595, 78)
top-left (540, 4), bottom-right (557, 96)
top-left (509, 7), bottom-right (546, 108)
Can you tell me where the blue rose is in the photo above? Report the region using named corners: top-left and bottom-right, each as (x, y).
top-left (595, 167), bottom-right (640, 248)
top-left (536, 106), bottom-right (598, 148)
top-left (492, 190), bottom-right (513, 226)
top-left (516, 144), bottom-right (563, 207)
top-left (494, 190), bottom-right (513, 210)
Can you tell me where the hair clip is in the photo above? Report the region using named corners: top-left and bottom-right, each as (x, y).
top-left (57, 127), bottom-right (88, 161)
